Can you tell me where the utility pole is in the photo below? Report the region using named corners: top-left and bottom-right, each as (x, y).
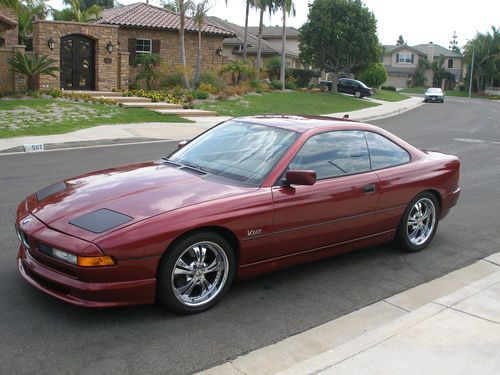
top-left (468, 49), bottom-right (475, 98)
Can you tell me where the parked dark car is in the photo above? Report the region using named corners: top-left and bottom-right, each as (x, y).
top-left (337, 78), bottom-right (374, 98)
top-left (16, 116), bottom-right (460, 314)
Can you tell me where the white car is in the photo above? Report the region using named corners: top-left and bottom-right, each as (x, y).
top-left (424, 88), bottom-right (444, 103)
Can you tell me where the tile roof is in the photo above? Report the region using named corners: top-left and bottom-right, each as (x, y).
top-left (207, 17), bottom-right (298, 58)
top-left (246, 26), bottom-right (299, 38)
top-left (384, 43), bottom-right (462, 58)
top-left (93, 3), bottom-right (234, 36)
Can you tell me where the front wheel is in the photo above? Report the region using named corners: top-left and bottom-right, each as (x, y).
top-left (396, 192), bottom-right (439, 252)
top-left (157, 232), bottom-right (235, 314)
top-left (354, 90), bottom-right (362, 98)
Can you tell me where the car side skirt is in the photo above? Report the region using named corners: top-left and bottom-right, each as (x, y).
top-left (236, 229), bottom-right (396, 280)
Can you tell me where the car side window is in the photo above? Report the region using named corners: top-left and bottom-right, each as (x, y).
top-left (289, 131), bottom-right (371, 180)
top-left (365, 131), bottom-right (410, 170)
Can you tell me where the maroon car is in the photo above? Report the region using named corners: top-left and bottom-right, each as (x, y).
top-left (16, 116), bottom-right (460, 313)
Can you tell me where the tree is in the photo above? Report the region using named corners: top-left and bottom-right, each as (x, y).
top-left (411, 56), bottom-right (430, 87)
top-left (162, 0), bottom-right (194, 89)
top-left (464, 26), bottom-right (500, 91)
top-left (193, 0), bottom-right (210, 86)
top-left (8, 51), bottom-right (58, 90)
top-left (277, 0), bottom-right (295, 90)
top-left (396, 35), bottom-right (405, 45)
top-left (53, 0), bottom-right (101, 22)
top-left (253, 0), bottom-right (275, 80)
top-left (357, 62), bottom-right (387, 88)
top-left (220, 60), bottom-right (252, 86)
top-left (299, 0), bottom-right (381, 92)
top-left (449, 31), bottom-right (460, 54)
top-left (17, 0), bottom-right (49, 44)
top-left (80, 0), bottom-right (113, 11)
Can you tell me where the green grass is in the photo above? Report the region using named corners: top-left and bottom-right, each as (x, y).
top-left (372, 89), bottom-right (409, 102)
top-left (0, 99), bottom-right (191, 138)
top-left (399, 87), bottom-right (427, 94)
top-left (195, 91), bottom-right (378, 117)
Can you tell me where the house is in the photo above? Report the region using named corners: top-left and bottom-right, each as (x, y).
top-left (382, 42), bottom-right (464, 88)
top-left (207, 17), bottom-right (302, 69)
top-left (1, 3), bottom-right (233, 92)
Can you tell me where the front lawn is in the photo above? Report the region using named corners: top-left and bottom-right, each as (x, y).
top-left (372, 89), bottom-right (409, 102)
top-left (195, 91), bottom-right (378, 117)
top-left (0, 99), bottom-right (190, 138)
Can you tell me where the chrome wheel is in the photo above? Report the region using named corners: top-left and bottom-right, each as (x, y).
top-left (406, 198), bottom-right (436, 246)
top-left (171, 241), bottom-right (229, 307)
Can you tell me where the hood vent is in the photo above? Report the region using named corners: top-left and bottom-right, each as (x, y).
top-left (69, 209), bottom-right (133, 234)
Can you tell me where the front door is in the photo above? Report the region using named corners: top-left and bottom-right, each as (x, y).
top-left (60, 35), bottom-right (95, 90)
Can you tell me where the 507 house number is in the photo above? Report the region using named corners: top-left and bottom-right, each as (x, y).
top-left (23, 143), bottom-right (45, 153)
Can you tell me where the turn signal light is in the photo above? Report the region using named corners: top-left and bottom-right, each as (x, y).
top-left (77, 256), bottom-right (115, 267)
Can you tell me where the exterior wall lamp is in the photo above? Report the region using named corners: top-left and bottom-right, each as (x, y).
top-left (47, 37), bottom-right (55, 51)
top-left (106, 41), bottom-right (113, 53)
top-left (216, 47), bottom-right (223, 57)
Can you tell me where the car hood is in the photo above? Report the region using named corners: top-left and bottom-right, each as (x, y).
top-left (28, 161), bottom-right (254, 241)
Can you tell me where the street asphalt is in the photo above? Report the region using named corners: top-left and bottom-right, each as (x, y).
top-left (0, 96), bottom-right (499, 374)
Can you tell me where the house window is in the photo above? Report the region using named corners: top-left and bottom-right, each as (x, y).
top-left (448, 58), bottom-right (453, 68)
top-left (136, 39), bottom-right (152, 54)
top-left (397, 53), bottom-right (414, 64)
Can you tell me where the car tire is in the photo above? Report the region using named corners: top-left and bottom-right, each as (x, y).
top-left (157, 231), bottom-right (235, 314)
top-left (396, 192), bottom-right (440, 252)
top-left (354, 90), bottom-right (362, 98)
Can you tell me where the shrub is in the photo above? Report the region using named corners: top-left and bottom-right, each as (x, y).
top-left (50, 89), bottom-right (62, 98)
top-left (162, 73), bottom-right (184, 89)
top-left (381, 86), bottom-right (396, 91)
top-left (249, 79), bottom-right (260, 88)
top-left (285, 81), bottom-right (297, 90)
top-left (270, 80), bottom-right (283, 90)
top-left (193, 90), bottom-right (209, 100)
top-left (266, 56), bottom-right (281, 80)
top-left (198, 70), bottom-right (217, 86)
top-left (357, 63), bottom-right (388, 88)
top-left (287, 69), bottom-right (321, 88)
top-left (131, 53), bottom-right (162, 90)
top-left (198, 83), bottom-right (217, 94)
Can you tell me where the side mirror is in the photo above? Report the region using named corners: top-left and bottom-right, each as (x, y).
top-left (284, 170), bottom-right (316, 186)
top-left (177, 139), bottom-right (190, 149)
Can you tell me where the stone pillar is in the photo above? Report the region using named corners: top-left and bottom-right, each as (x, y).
top-left (12, 45), bottom-right (26, 91)
top-left (118, 51), bottom-right (129, 90)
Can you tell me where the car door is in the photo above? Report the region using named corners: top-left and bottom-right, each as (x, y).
top-left (337, 79), bottom-right (347, 94)
top-left (271, 130), bottom-right (380, 258)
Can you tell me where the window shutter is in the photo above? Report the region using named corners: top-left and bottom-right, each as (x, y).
top-left (128, 38), bottom-right (137, 64)
top-left (411, 54), bottom-right (414, 63)
top-left (396, 53), bottom-right (399, 63)
top-left (152, 40), bottom-right (160, 54)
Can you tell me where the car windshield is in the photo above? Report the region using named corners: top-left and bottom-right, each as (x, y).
top-left (426, 88), bottom-right (442, 93)
top-left (167, 120), bottom-right (299, 185)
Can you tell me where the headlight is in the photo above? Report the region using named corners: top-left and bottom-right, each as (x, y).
top-left (52, 248), bottom-right (78, 265)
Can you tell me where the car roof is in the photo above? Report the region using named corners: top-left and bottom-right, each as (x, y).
top-left (234, 115), bottom-right (379, 133)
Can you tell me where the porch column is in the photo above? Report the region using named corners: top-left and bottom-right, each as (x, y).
top-left (118, 51), bottom-right (129, 90)
top-left (12, 45), bottom-right (26, 91)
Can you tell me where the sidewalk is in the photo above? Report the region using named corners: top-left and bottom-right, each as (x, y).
top-left (0, 96), bottom-right (423, 153)
top-left (198, 252), bottom-right (500, 375)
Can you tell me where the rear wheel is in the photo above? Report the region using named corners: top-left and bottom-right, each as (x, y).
top-left (396, 192), bottom-right (439, 252)
top-left (157, 232), bottom-right (235, 314)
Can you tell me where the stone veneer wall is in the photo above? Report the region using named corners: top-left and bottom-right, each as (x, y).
top-left (0, 6), bottom-right (19, 47)
top-left (32, 21), bottom-right (120, 91)
top-left (118, 27), bottom-right (225, 84)
top-left (0, 49), bottom-right (14, 91)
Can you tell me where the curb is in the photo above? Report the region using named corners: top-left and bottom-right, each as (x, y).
top-left (197, 252), bottom-right (500, 375)
top-left (352, 101), bottom-right (424, 122)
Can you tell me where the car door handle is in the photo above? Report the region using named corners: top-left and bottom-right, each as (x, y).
top-left (363, 183), bottom-right (376, 194)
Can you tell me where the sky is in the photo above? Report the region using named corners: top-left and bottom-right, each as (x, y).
top-left (46, 0), bottom-right (500, 48)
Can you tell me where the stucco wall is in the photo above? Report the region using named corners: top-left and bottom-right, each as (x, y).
top-left (32, 20), bottom-right (120, 91)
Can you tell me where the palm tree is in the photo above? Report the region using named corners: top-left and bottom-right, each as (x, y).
top-left (193, 0), bottom-right (210, 86)
top-left (53, 0), bottom-right (101, 22)
top-left (277, 0), bottom-right (294, 91)
top-left (254, 0), bottom-right (275, 80)
top-left (17, 0), bottom-right (49, 44)
top-left (163, 0), bottom-right (194, 89)
top-left (8, 51), bottom-right (58, 90)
